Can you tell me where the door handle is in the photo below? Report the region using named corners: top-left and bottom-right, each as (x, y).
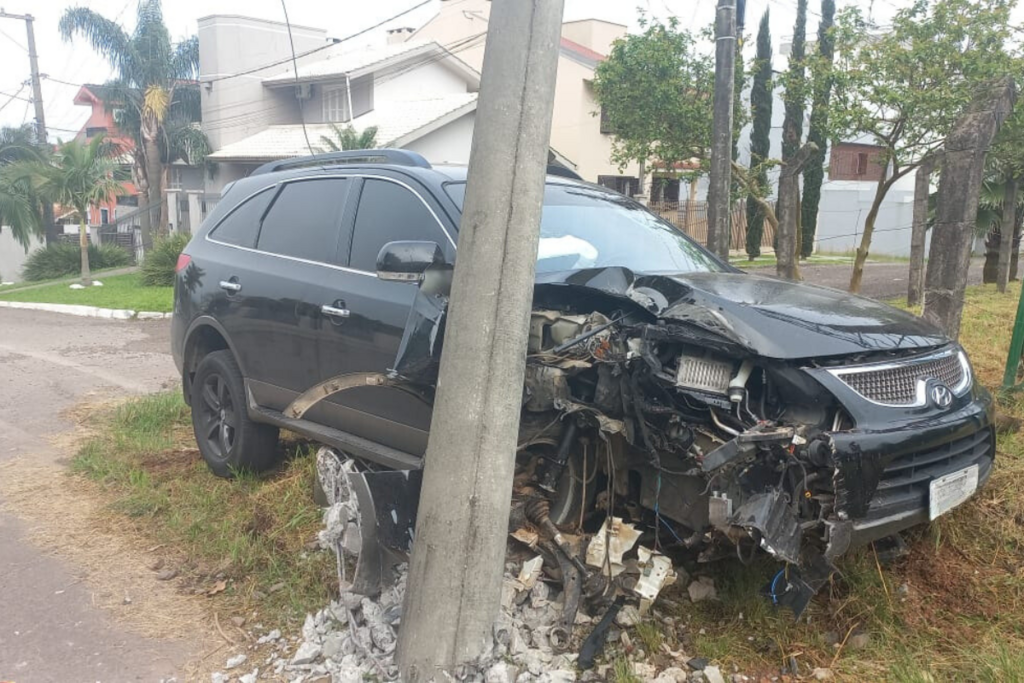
top-left (321, 304), bottom-right (351, 319)
top-left (219, 280), bottom-right (242, 293)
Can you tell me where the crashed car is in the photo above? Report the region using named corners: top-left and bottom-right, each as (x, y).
top-left (171, 149), bottom-right (993, 616)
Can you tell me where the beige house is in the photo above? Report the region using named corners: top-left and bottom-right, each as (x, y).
top-left (406, 0), bottom-right (641, 191)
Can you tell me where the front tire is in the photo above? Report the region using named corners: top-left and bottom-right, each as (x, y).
top-left (190, 350), bottom-right (280, 477)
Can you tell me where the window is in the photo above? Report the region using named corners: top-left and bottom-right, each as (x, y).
top-left (349, 179), bottom-right (445, 272)
top-left (209, 187), bottom-right (275, 248)
top-left (856, 153), bottom-right (869, 176)
top-left (599, 107), bottom-right (614, 135)
top-left (323, 86), bottom-right (351, 123)
top-left (100, 208), bottom-right (109, 224)
top-left (257, 179), bottom-right (351, 262)
top-left (829, 143), bottom-right (885, 182)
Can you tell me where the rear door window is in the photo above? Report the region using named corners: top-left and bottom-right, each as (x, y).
top-left (349, 179), bottom-right (448, 272)
top-left (257, 178), bottom-right (352, 264)
top-left (209, 187), bottom-right (274, 248)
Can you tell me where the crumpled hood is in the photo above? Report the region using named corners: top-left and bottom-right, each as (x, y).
top-left (534, 268), bottom-right (948, 360)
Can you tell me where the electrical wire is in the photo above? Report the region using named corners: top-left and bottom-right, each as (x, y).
top-left (0, 86), bottom-right (31, 104)
top-left (0, 25), bottom-right (26, 52)
top-left (279, 0), bottom-right (315, 157)
top-left (0, 83), bottom-right (28, 115)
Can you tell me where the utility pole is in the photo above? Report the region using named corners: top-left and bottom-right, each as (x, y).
top-left (1, 10), bottom-right (55, 243)
top-left (708, 0), bottom-right (737, 261)
top-left (396, 0), bottom-right (564, 681)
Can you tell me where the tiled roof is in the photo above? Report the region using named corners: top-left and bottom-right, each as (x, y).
top-left (208, 93), bottom-right (478, 161)
top-left (559, 37), bottom-right (606, 69)
top-left (262, 41), bottom-right (441, 84)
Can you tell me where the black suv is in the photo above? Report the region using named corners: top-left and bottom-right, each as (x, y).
top-left (172, 149), bottom-right (993, 610)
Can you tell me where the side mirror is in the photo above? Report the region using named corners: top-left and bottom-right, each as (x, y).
top-left (376, 240), bottom-right (447, 282)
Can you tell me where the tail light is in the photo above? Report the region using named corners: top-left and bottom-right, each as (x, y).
top-left (176, 253), bottom-right (192, 273)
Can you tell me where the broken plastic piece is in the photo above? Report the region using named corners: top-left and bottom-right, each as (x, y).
top-left (634, 546), bottom-right (678, 614)
top-left (731, 490), bottom-right (802, 565)
top-left (585, 517), bottom-right (642, 576)
top-left (515, 555), bottom-right (544, 591)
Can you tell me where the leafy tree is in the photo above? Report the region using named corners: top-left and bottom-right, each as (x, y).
top-left (0, 125), bottom-right (48, 250)
top-left (26, 136), bottom-right (126, 286)
top-left (60, 0), bottom-right (206, 248)
top-left (981, 100), bottom-right (1024, 286)
top-left (318, 124), bottom-right (379, 152)
top-left (829, 0), bottom-right (1017, 293)
top-left (745, 10), bottom-right (773, 260)
top-left (801, 0), bottom-right (836, 258)
top-left (593, 14), bottom-right (715, 177)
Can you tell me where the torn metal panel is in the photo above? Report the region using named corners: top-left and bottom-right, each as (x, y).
top-left (585, 517), bottom-right (642, 576)
top-left (634, 546), bottom-right (678, 614)
top-left (730, 490), bottom-right (802, 565)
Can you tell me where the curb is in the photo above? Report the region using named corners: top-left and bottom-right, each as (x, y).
top-left (0, 300), bottom-right (172, 320)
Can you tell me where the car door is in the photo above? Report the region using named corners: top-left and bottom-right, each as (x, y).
top-left (307, 175), bottom-right (457, 456)
top-left (212, 176), bottom-right (354, 412)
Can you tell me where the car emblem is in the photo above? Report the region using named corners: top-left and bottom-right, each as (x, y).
top-left (930, 383), bottom-right (953, 408)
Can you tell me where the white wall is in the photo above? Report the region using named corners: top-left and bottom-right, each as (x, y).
top-left (813, 179), bottom-right (919, 256)
top-left (0, 230), bottom-right (43, 282)
top-left (404, 112), bottom-right (475, 165)
top-left (374, 61), bottom-right (471, 103)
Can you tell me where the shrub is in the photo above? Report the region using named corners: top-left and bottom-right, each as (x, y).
top-left (22, 242), bottom-right (132, 281)
top-left (140, 233), bottom-right (190, 287)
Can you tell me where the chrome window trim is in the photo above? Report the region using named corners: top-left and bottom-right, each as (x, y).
top-left (205, 172), bottom-right (457, 276)
top-left (825, 346), bottom-right (972, 408)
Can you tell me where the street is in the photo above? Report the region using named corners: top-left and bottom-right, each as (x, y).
top-left (0, 308), bottom-right (187, 682)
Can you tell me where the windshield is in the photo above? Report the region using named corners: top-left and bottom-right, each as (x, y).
top-left (444, 182), bottom-right (725, 275)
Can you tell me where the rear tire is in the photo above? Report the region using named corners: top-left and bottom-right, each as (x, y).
top-left (191, 350), bottom-right (280, 477)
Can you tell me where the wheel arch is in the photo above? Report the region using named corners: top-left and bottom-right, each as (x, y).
top-left (181, 316), bottom-right (244, 405)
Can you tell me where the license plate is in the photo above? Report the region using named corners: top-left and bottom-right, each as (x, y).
top-left (929, 464), bottom-right (979, 520)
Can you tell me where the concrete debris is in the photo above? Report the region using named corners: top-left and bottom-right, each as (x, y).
top-left (614, 605), bottom-right (641, 628)
top-left (811, 668), bottom-right (834, 681)
top-left (239, 670), bottom-right (258, 683)
top-left (224, 654), bottom-right (247, 669)
top-left (210, 673), bottom-right (228, 683)
top-left (655, 667), bottom-right (690, 683)
top-left (703, 665), bottom-right (726, 683)
top-left (687, 576), bottom-right (717, 603)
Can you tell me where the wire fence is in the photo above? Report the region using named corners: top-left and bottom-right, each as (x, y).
top-left (650, 199), bottom-right (777, 251)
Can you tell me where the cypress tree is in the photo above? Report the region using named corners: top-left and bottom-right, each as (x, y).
top-left (745, 9), bottom-right (772, 260)
top-left (781, 0), bottom-right (807, 162)
top-left (801, 0), bottom-right (836, 257)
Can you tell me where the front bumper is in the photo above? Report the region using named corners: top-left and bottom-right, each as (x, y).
top-left (828, 389), bottom-right (995, 546)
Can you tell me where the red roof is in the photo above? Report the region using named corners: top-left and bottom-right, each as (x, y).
top-left (559, 37), bottom-right (606, 65)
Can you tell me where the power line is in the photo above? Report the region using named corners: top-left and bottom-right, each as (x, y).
top-left (0, 86), bottom-right (31, 103)
top-left (280, 0), bottom-right (315, 157)
top-left (0, 83), bottom-right (27, 115)
top-left (206, 0), bottom-right (434, 85)
top-left (41, 75), bottom-right (84, 88)
top-left (0, 25), bottom-right (26, 51)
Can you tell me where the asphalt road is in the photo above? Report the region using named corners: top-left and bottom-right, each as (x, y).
top-left (0, 308), bottom-right (183, 683)
top-left (746, 258), bottom-right (985, 300)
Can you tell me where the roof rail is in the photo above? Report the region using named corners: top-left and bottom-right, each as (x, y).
top-left (250, 148), bottom-right (432, 176)
top-left (546, 164), bottom-right (584, 181)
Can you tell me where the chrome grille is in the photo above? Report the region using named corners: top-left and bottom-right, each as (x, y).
top-left (832, 349), bottom-right (967, 406)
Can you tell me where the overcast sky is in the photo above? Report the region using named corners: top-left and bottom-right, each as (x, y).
top-left (0, 0), bottom-right (1000, 139)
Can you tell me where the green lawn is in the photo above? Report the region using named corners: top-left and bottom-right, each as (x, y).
top-left (0, 272), bottom-right (172, 312)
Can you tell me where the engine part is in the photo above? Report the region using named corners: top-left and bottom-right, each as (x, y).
top-left (728, 359), bottom-right (755, 403)
top-left (676, 354), bottom-right (734, 395)
top-left (547, 540), bottom-right (583, 652)
top-left (525, 497), bottom-right (589, 576)
top-left (540, 420), bottom-right (580, 492)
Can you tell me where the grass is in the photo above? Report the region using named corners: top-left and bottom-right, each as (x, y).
top-left (0, 265), bottom-right (133, 292)
top-left (71, 392), bottom-right (335, 625)
top-left (737, 250), bottom-right (911, 268)
top-left (0, 272), bottom-right (172, 312)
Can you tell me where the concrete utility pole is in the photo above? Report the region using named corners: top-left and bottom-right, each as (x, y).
top-left (776, 142), bottom-right (817, 281)
top-left (923, 79), bottom-right (1016, 338)
top-left (1, 11), bottom-right (55, 243)
top-left (907, 153), bottom-right (940, 307)
top-left (396, 1), bottom-right (564, 680)
top-left (707, 0), bottom-right (737, 261)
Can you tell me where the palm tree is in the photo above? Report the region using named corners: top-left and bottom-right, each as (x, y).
top-left (60, 0), bottom-right (205, 249)
top-left (28, 136), bottom-right (126, 286)
top-left (318, 124), bottom-right (379, 152)
top-left (0, 125), bottom-right (48, 249)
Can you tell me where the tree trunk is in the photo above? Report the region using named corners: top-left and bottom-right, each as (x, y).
top-left (998, 176), bottom-right (1017, 292)
top-left (849, 173), bottom-right (889, 293)
top-left (43, 203), bottom-right (58, 245)
top-left (142, 136), bottom-right (162, 251)
top-left (924, 79), bottom-right (1016, 338)
top-left (983, 228), bottom-right (1001, 283)
top-left (79, 219), bottom-right (91, 287)
top-left (776, 143), bottom-right (817, 281)
top-left (795, 184), bottom-right (803, 263)
top-left (908, 154), bottom-right (938, 307)
top-left (684, 178), bottom-right (697, 234)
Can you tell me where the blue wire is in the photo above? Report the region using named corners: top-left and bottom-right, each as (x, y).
top-left (769, 569), bottom-right (786, 605)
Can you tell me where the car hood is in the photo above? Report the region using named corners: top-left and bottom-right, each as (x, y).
top-left (534, 268), bottom-right (948, 360)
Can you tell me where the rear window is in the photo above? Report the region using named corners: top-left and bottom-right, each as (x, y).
top-left (209, 188), bottom-right (274, 248)
top-left (256, 178), bottom-right (351, 263)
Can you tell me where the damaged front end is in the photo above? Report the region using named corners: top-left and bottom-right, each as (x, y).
top-left (306, 266), bottom-right (996, 625)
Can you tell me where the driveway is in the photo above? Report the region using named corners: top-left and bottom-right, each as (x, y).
top-left (745, 258), bottom-right (985, 300)
top-left (0, 308), bottom-right (185, 682)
